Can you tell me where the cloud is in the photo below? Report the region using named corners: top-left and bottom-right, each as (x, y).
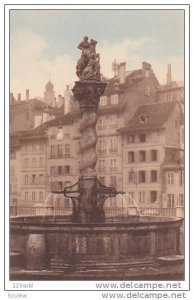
top-left (10, 29), bottom-right (77, 99)
top-left (98, 37), bottom-right (154, 78)
top-left (10, 30), bottom-right (184, 100)
top-left (98, 38), bottom-right (184, 84)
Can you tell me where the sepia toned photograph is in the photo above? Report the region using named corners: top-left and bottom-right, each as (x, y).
top-left (9, 7), bottom-right (185, 284)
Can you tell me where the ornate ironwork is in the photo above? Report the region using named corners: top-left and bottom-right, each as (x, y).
top-left (52, 178), bottom-right (125, 223)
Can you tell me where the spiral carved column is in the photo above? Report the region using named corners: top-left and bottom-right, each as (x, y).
top-left (79, 108), bottom-right (98, 177)
top-left (72, 80), bottom-right (106, 222)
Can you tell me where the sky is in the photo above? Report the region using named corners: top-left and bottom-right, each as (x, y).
top-left (10, 9), bottom-right (184, 99)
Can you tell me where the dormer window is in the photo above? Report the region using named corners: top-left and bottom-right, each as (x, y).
top-left (139, 114), bottom-right (146, 124)
top-left (111, 94), bottom-right (118, 105)
top-left (100, 96), bottom-right (107, 106)
top-left (113, 83), bottom-right (119, 92)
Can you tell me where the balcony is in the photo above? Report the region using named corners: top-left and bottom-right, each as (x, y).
top-left (98, 149), bottom-right (106, 155)
top-left (109, 148), bottom-right (118, 154)
top-left (109, 167), bottom-right (118, 172)
top-left (49, 153), bottom-right (71, 159)
top-left (98, 167), bottom-right (106, 173)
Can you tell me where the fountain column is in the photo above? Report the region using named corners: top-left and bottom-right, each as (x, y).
top-left (72, 81), bottom-right (106, 223)
top-left (72, 37), bottom-right (106, 223)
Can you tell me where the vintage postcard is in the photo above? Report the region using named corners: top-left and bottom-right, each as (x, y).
top-left (2, 2), bottom-right (191, 300)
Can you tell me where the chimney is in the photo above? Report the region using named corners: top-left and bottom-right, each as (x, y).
top-left (17, 93), bottom-right (21, 102)
top-left (26, 89), bottom-right (29, 101)
top-left (142, 61), bottom-right (151, 77)
top-left (112, 59), bottom-right (117, 77)
top-left (167, 64), bottom-right (172, 84)
top-left (118, 62), bottom-right (126, 84)
top-left (64, 85), bottom-right (71, 114)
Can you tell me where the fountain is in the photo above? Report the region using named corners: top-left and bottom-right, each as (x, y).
top-left (10, 37), bottom-right (184, 280)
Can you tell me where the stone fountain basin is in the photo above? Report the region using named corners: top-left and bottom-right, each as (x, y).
top-left (10, 215), bottom-right (183, 279)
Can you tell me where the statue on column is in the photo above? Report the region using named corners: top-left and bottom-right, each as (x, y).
top-left (76, 36), bottom-right (101, 81)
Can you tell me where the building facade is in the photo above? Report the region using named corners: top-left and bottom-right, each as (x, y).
top-left (119, 101), bottom-right (183, 215)
top-left (10, 62), bottom-right (184, 217)
top-left (19, 126), bottom-right (48, 208)
top-left (10, 133), bottom-right (21, 209)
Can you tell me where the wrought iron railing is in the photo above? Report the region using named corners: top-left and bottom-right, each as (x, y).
top-left (10, 205), bottom-right (184, 218)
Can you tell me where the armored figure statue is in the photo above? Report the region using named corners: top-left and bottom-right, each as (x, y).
top-left (78, 36), bottom-right (90, 55)
top-left (76, 36), bottom-right (101, 81)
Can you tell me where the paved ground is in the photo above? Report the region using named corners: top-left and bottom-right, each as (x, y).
top-left (10, 261), bottom-right (184, 281)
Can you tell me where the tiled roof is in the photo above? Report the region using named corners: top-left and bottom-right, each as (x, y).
top-left (45, 112), bottom-right (75, 127)
top-left (98, 103), bottom-right (123, 115)
top-left (19, 109), bottom-right (77, 139)
top-left (19, 121), bottom-right (50, 140)
top-left (11, 98), bottom-right (50, 115)
top-left (104, 69), bottom-right (146, 95)
top-left (119, 101), bottom-right (178, 133)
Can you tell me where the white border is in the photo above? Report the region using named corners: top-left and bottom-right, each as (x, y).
top-left (3, 2), bottom-right (191, 296)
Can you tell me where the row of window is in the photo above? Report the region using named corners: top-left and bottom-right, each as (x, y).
top-left (127, 190), bottom-right (158, 204)
top-left (23, 142), bottom-right (45, 152)
top-left (98, 159), bottom-right (118, 172)
top-left (50, 165), bottom-right (71, 175)
top-left (50, 144), bottom-right (70, 158)
top-left (128, 170), bottom-right (158, 184)
top-left (166, 171), bottom-right (184, 186)
top-left (24, 191), bottom-right (44, 201)
top-left (166, 93), bottom-right (178, 102)
top-left (127, 133), bottom-right (147, 144)
top-left (167, 194), bottom-right (184, 208)
top-left (100, 94), bottom-right (119, 106)
top-left (24, 174), bottom-right (45, 185)
top-left (97, 139), bottom-right (118, 153)
top-left (23, 157), bottom-right (45, 168)
top-left (127, 132), bottom-right (162, 144)
top-left (128, 150), bottom-right (157, 163)
top-left (126, 192), bottom-right (184, 206)
top-left (99, 88), bottom-right (151, 107)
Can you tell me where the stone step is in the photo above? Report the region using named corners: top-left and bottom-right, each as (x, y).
top-left (156, 255), bottom-right (184, 266)
top-left (77, 260), bottom-right (154, 268)
top-left (50, 258), bottom-right (154, 272)
top-left (10, 251), bottom-right (24, 270)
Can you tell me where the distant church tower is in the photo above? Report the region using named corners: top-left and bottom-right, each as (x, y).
top-left (44, 80), bottom-right (56, 107)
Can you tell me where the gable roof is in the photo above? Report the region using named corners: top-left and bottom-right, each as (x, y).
top-left (119, 101), bottom-right (179, 133)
